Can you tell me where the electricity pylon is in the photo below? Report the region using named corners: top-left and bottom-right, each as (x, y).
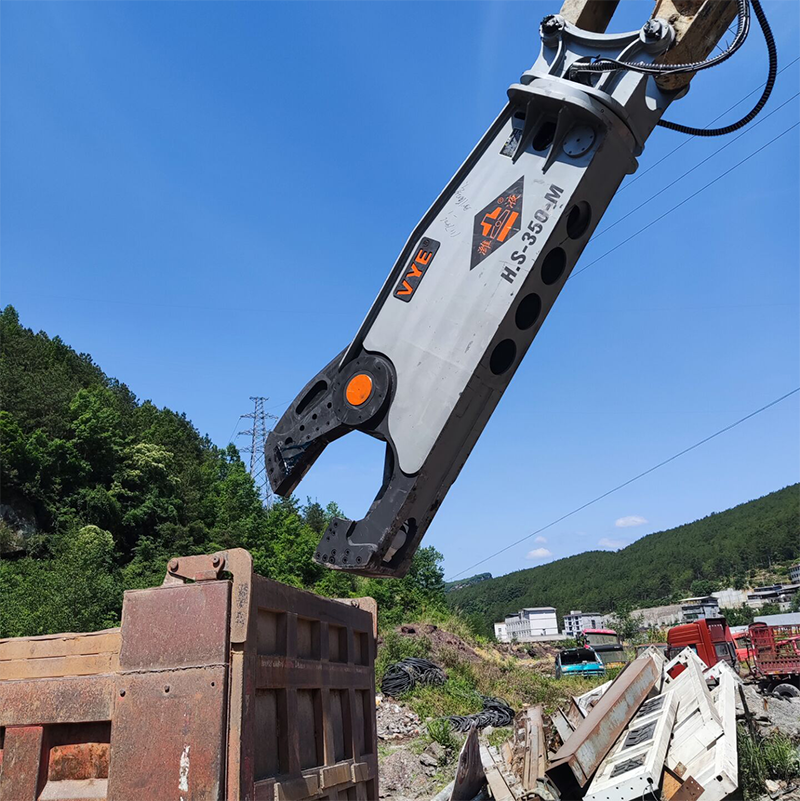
top-left (238, 396), bottom-right (278, 506)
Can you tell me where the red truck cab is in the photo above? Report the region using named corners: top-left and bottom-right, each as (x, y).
top-left (667, 617), bottom-right (737, 674)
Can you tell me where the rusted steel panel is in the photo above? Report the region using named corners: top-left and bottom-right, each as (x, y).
top-left (0, 726), bottom-right (44, 801)
top-left (0, 551), bottom-right (377, 801)
top-left (110, 579), bottom-right (231, 800)
top-left (0, 675), bottom-right (114, 727)
top-left (119, 580), bottom-right (230, 671)
top-left (0, 653), bottom-right (120, 682)
top-left (255, 658), bottom-right (373, 689)
top-left (162, 550), bottom-right (253, 646)
top-left (107, 666), bottom-right (228, 801)
top-left (48, 741), bottom-right (110, 781)
top-left (334, 597), bottom-right (378, 639)
top-left (670, 776), bottom-right (705, 801)
top-left (234, 573), bottom-right (378, 801)
top-left (546, 656), bottom-right (660, 792)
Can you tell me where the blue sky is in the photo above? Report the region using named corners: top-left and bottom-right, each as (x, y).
top-left (3, 1), bottom-right (798, 581)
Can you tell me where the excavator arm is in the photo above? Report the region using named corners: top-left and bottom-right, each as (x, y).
top-left (265, 2), bottom-right (751, 577)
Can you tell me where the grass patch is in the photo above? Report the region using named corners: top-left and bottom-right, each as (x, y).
top-left (738, 724), bottom-right (800, 799)
top-left (381, 638), bottom-right (603, 721)
top-left (486, 728), bottom-right (513, 749)
top-left (376, 629), bottom-right (432, 686)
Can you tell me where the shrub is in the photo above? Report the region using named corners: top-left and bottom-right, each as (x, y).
top-left (427, 718), bottom-right (459, 753)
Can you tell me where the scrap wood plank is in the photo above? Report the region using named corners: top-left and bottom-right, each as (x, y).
top-left (506, 705), bottom-right (547, 794)
top-left (480, 745), bottom-right (515, 801)
top-left (652, 0), bottom-right (739, 90)
top-left (559, 0), bottom-right (621, 33)
top-left (490, 745), bottom-right (527, 799)
top-left (662, 770), bottom-right (683, 799)
top-left (522, 706), bottom-right (547, 791)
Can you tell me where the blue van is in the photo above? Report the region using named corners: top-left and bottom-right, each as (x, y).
top-left (555, 646), bottom-right (606, 678)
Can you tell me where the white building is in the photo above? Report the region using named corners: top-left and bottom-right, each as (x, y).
top-left (562, 610), bottom-right (605, 638)
top-left (499, 607), bottom-right (562, 642)
top-left (494, 622), bottom-right (508, 643)
top-left (712, 588), bottom-right (748, 609)
top-left (679, 596), bottom-right (720, 622)
top-left (747, 584), bottom-right (799, 611)
top-left (790, 564), bottom-right (800, 584)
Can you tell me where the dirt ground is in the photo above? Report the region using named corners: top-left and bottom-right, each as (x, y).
top-left (394, 624), bottom-right (483, 663)
top-left (376, 699), bottom-right (452, 800)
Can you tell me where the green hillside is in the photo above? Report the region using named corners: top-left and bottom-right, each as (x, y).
top-left (448, 485), bottom-right (800, 636)
top-left (0, 306), bottom-right (446, 637)
top-left (444, 572), bottom-right (492, 593)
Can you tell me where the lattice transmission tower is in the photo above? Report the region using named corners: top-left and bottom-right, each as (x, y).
top-left (237, 396), bottom-right (279, 506)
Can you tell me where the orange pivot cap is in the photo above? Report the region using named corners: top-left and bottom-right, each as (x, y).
top-left (345, 373), bottom-right (373, 407)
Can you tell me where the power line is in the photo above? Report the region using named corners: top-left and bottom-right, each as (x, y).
top-left (592, 91), bottom-right (799, 242)
top-left (570, 119), bottom-right (799, 280)
top-left (227, 415), bottom-right (245, 446)
top-left (446, 386), bottom-right (800, 581)
top-left (618, 55), bottom-right (799, 195)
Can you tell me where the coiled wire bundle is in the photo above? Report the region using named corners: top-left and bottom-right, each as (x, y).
top-left (380, 657), bottom-right (447, 697)
top-left (447, 696), bottom-right (515, 732)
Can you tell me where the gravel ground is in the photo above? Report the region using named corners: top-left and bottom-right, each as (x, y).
top-left (737, 681), bottom-right (800, 740)
top-left (376, 698), bottom-right (422, 741)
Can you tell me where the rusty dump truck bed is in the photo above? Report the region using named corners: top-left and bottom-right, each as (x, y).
top-left (749, 622), bottom-right (800, 679)
top-left (0, 549), bottom-right (378, 801)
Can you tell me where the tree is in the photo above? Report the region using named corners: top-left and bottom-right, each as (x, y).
top-left (303, 500), bottom-right (327, 534)
top-left (605, 603), bottom-right (644, 642)
top-left (724, 604), bottom-right (755, 627)
top-left (690, 579), bottom-right (718, 597)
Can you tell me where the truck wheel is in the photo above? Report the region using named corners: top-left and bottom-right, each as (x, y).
top-left (772, 683), bottom-right (800, 699)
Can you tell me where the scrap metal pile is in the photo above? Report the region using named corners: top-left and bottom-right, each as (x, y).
top-left (438, 646), bottom-right (742, 801)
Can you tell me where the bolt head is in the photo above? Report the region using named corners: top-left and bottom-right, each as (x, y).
top-left (168, 559), bottom-right (179, 572)
top-left (540, 14), bottom-right (566, 42)
top-left (640, 17), bottom-right (674, 52)
top-left (643, 20), bottom-right (661, 40)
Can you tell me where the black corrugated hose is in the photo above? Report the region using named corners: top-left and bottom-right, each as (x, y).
top-left (380, 658), bottom-right (447, 697)
top-left (570, 0), bottom-right (777, 137)
top-left (447, 696), bottom-right (516, 732)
